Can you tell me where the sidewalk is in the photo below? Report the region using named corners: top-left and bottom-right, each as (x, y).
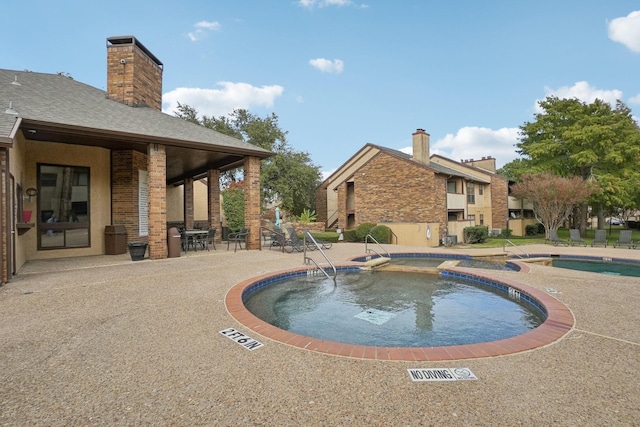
top-left (1, 243), bottom-right (639, 426)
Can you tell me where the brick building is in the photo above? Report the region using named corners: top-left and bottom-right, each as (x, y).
top-left (315, 129), bottom-right (509, 246)
top-left (0, 36), bottom-right (272, 283)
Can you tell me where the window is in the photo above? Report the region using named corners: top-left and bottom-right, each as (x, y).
top-left (38, 164), bottom-right (90, 249)
top-left (467, 182), bottom-right (475, 204)
top-left (447, 180), bottom-right (457, 193)
top-left (478, 185), bottom-right (484, 195)
top-left (480, 214), bottom-right (484, 225)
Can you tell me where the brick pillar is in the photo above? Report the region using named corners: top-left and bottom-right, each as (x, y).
top-left (147, 144), bottom-right (167, 259)
top-left (207, 169), bottom-right (221, 242)
top-left (183, 178), bottom-right (194, 230)
top-left (0, 148), bottom-right (8, 284)
top-left (337, 182), bottom-right (347, 230)
top-left (111, 150), bottom-right (147, 243)
top-left (244, 156), bottom-right (261, 250)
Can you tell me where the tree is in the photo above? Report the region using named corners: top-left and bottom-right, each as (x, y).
top-left (510, 172), bottom-right (598, 239)
top-left (511, 96), bottom-right (640, 232)
top-left (175, 104), bottom-right (321, 216)
top-left (221, 182), bottom-right (245, 232)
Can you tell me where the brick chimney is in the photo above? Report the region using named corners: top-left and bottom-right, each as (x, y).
top-left (412, 129), bottom-right (430, 165)
top-left (106, 36), bottom-right (163, 110)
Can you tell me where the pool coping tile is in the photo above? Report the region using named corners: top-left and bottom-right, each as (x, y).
top-left (225, 263), bottom-right (575, 361)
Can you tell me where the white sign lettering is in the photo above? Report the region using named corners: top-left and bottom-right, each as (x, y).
top-left (219, 328), bottom-right (264, 351)
top-left (408, 368), bottom-right (478, 382)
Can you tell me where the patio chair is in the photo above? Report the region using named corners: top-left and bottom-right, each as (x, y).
top-left (591, 229), bottom-right (608, 248)
top-left (546, 230), bottom-right (569, 246)
top-left (206, 228), bottom-right (216, 250)
top-left (614, 229), bottom-right (633, 249)
top-left (568, 229), bottom-right (587, 247)
top-left (286, 227), bottom-right (316, 252)
top-left (269, 227), bottom-right (294, 253)
top-left (227, 228), bottom-right (249, 252)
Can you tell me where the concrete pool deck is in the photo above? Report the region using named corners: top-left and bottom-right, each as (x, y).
top-left (1, 243), bottom-right (639, 425)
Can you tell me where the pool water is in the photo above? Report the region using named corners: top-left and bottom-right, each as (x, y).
top-left (243, 271), bottom-right (544, 347)
top-left (552, 259), bottom-right (640, 277)
top-left (390, 257), bottom-right (512, 270)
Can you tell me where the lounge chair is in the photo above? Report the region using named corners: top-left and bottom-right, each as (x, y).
top-left (227, 228), bottom-right (249, 252)
top-left (269, 227), bottom-right (294, 253)
top-left (546, 230), bottom-right (569, 246)
top-left (286, 227), bottom-right (316, 252)
top-left (568, 229), bottom-right (587, 247)
top-left (591, 229), bottom-right (608, 248)
top-left (614, 229), bottom-right (633, 249)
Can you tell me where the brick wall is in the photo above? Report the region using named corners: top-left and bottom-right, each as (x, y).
top-left (354, 152), bottom-right (447, 226)
top-left (147, 144), bottom-right (167, 259)
top-left (491, 175), bottom-right (508, 229)
top-left (107, 38), bottom-right (163, 110)
top-left (0, 149), bottom-right (7, 283)
top-left (111, 150), bottom-right (147, 243)
top-left (207, 169), bottom-right (221, 241)
top-left (244, 156), bottom-right (261, 249)
top-left (183, 178), bottom-right (194, 229)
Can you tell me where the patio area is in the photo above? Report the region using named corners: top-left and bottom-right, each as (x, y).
top-left (1, 243), bottom-right (639, 425)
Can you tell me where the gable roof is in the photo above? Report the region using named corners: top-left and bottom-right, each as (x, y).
top-left (1, 69), bottom-right (272, 183)
top-left (368, 144), bottom-right (490, 183)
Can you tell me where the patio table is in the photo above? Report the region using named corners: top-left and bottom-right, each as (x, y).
top-left (182, 229), bottom-right (210, 251)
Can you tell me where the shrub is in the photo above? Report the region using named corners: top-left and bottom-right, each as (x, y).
top-left (464, 226), bottom-right (489, 244)
top-left (525, 223), bottom-right (545, 236)
top-left (355, 222), bottom-right (377, 241)
top-left (222, 186), bottom-right (244, 232)
top-left (343, 229), bottom-right (358, 242)
top-left (369, 225), bottom-right (392, 244)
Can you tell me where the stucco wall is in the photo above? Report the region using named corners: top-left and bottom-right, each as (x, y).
top-left (19, 138), bottom-right (111, 261)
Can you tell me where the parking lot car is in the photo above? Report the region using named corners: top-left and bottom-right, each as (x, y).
top-left (607, 218), bottom-right (624, 225)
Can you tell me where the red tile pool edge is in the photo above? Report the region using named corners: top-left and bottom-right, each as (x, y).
top-left (224, 264), bottom-right (574, 361)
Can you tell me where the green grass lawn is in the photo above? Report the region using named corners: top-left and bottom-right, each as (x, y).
top-left (470, 226), bottom-right (640, 249)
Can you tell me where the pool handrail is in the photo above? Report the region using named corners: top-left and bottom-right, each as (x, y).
top-left (303, 230), bottom-right (337, 282)
top-left (503, 238), bottom-right (529, 259)
top-left (365, 233), bottom-right (391, 258)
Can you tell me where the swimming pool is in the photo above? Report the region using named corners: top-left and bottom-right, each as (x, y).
top-left (353, 253), bottom-right (519, 271)
top-left (525, 254), bottom-right (640, 277)
top-left (243, 270), bottom-right (544, 347)
top-left (226, 264), bottom-right (573, 361)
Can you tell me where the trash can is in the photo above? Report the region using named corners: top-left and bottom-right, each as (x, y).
top-left (167, 227), bottom-right (181, 258)
top-left (105, 225), bottom-right (127, 255)
top-left (222, 226), bottom-right (230, 241)
top-left (128, 242), bottom-right (148, 261)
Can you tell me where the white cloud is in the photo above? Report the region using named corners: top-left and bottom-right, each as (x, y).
top-left (400, 127), bottom-right (520, 170)
top-left (607, 10), bottom-right (640, 53)
top-left (162, 82), bottom-right (284, 117)
top-left (535, 81), bottom-right (623, 113)
top-left (187, 20), bottom-right (221, 42)
top-left (309, 58), bottom-right (344, 73)
top-left (298, 0), bottom-right (352, 8)
top-left (629, 93), bottom-right (640, 105)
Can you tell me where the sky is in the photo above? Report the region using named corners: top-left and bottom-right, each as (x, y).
top-left (3, 1), bottom-right (640, 179)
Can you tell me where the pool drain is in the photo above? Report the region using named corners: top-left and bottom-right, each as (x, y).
top-left (354, 308), bottom-right (396, 325)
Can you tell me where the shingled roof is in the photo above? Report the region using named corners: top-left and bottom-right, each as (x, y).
top-left (1, 69), bottom-right (272, 183)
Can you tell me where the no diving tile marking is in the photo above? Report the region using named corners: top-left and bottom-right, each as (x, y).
top-left (408, 368), bottom-right (478, 382)
top-left (220, 327), bottom-right (264, 351)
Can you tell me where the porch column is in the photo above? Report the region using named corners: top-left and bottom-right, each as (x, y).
top-left (0, 148), bottom-right (8, 283)
top-left (183, 178), bottom-right (194, 229)
top-left (337, 182), bottom-right (347, 231)
top-left (147, 143), bottom-right (167, 259)
top-left (244, 156), bottom-right (261, 250)
top-left (207, 169), bottom-right (221, 242)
